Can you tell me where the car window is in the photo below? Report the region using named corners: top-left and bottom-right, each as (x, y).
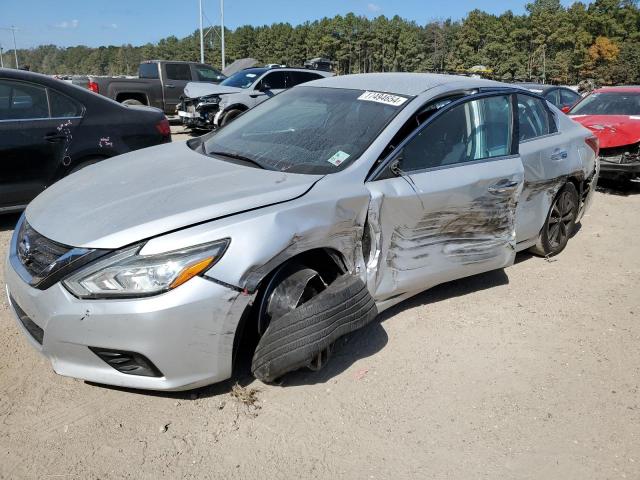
top-left (570, 92), bottom-right (640, 115)
top-left (165, 63), bottom-right (192, 81)
top-left (544, 89), bottom-right (559, 106)
top-left (195, 65), bottom-right (225, 82)
top-left (139, 63), bottom-right (159, 79)
top-left (0, 80), bottom-right (49, 120)
top-left (517, 94), bottom-right (551, 141)
top-left (49, 89), bottom-right (82, 118)
top-left (289, 71), bottom-right (324, 86)
top-left (220, 69), bottom-right (265, 89)
top-left (399, 95), bottom-right (512, 172)
top-left (559, 89), bottom-right (579, 106)
top-left (201, 86), bottom-right (407, 174)
top-left (260, 71), bottom-right (288, 90)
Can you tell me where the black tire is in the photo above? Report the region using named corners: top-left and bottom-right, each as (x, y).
top-left (530, 182), bottom-right (579, 257)
top-left (121, 98), bottom-right (144, 106)
top-left (251, 274), bottom-right (378, 383)
top-left (220, 109), bottom-right (243, 126)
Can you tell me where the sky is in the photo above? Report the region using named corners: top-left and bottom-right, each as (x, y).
top-left (1, 0), bottom-right (579, 50)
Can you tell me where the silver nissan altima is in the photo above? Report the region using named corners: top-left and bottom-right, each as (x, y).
top-left (5, 73), bottom-right (599, 390)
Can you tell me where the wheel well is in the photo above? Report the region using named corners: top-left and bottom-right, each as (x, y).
top-left (566, 175), bottom-right (585, 202)
top-left (224, 104), bottom-right (249, 113)
top-left (231, 248), bottom-right (347, 372)
top-left (116, 93), bottom-right (148, 105)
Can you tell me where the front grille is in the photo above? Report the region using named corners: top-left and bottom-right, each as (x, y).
top-left (89, 347), bottom-right (163, 377)
top-left (12, 218), bottom-right (109, 290)
top-left (10, 295), bottom-right (44, 345)
top-left (16, 220), bottom-right (73, 282)
top-left (600, 143), bottom-right (640, 164)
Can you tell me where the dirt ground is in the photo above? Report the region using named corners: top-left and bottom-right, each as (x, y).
top-left (1, 142), bottom-right (639, 478)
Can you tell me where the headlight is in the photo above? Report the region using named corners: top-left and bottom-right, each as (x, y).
top-left (63, 239), bottom-right (229, 299)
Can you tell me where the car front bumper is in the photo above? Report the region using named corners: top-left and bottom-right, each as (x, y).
top-left (4, 254), bottom-right (250, 391)
top-left (598, 158), bottom-right (640, 179)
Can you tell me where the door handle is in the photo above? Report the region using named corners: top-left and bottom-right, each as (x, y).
top-left (550, 149), bottom-right (568, 161)
top-left (488, 179), bottom-right (519, 195)
top-left (165, 84), bottom-right (175, 88)
top-left (43, 133), bottom-right (66, 143)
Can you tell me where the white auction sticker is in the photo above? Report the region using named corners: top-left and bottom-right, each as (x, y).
top-left (358, 91), bottom-right (408, 107)
top-left (327, 150), bottom-right (351, 166)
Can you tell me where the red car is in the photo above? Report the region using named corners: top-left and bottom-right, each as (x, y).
top-left (568, 86), bottom-right (640, 182)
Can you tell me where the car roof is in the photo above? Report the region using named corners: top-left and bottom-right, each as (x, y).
top-left (237, 67), bottom-right (331, 76)
top-left (514, 83), bottom-right (560, 92)
top-left (305, 72), bottom-right (505, 96)
top-left (592, 86), bottom-right (640, 93)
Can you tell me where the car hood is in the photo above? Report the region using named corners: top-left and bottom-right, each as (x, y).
top-left (183, 82), bottom-right (243, 98)
top-left (26, 141), bottom-right (321, 249)
top-left (569, 114), bottom-right (640, 148)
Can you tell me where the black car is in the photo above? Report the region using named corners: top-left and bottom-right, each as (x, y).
top-left (516, 83), bottom-right (581, 112)
top-left (0, 68), bottom-right (171, 213)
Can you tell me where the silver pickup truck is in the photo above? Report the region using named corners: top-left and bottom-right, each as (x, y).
top-left (177, 67), bottom-right (331, 129)
top-left (83, 60), bottom-right (226, 115)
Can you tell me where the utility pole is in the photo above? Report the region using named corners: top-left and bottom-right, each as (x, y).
top-left (199, 0), bottom-right (205, 63)
top-left (0, 44), bottom-right (4, 68)
top-left (11, 26), bottom-right (18, 69)
top-left (220, 0), bottom-right (225, 70)
top-left (1, 26), bottom-right (18, 69)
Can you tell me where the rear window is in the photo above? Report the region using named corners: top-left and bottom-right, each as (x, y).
top-left (0, 80), bottom-right (49, 120)
top-left (49, 89), bottom-right (82, 118)
top-left (139, 63), bottom-right (159, 79)
top-left (165, 63), bottom-right (192, 81)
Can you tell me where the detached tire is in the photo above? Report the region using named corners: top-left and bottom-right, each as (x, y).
top-left (220, 109), bottom-right (243, 126)
top-left (252, 274), bottom-right (378, 383)
top-left (530, 182), bottom-right (579, 257)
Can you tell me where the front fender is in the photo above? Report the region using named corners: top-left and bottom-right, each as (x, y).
top-left (139, 177), bottom-right (371, 292)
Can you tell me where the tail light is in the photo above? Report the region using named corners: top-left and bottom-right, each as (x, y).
top-left (155, 117), bottom-right (171, 138)
top-left (585, 135), bottom-right (599, 157)
top-left (87, 80), bottom-right (99, 94)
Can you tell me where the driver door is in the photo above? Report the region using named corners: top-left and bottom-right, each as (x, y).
top-left (251, 71), bottom-right (288, 108)
top-left (366, 93), bottom-right (524, 302)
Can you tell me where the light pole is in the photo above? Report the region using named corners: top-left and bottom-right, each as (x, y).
top-left (199, 0), bottom-right (205, 63)
top-left (0, 44), bottom-right (4, 68)
top-left (0, 26), bottom-right (18, 69)
top-left (220, 0), bottom-right (225, 70)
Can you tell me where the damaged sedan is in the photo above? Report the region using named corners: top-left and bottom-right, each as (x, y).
top-left (177, 67), bottom-right (331, 130)
top-left (568, 86), bottom-right (640, 183)
top-left (5, 73), bottom-right (598, 391)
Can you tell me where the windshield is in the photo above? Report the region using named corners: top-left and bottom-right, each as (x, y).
top-left (570, 92), bottom-right (640, 115)
top-left (200, 86), bottom-right (410, 174)
top-left (219, 70), bottom-right (264, 89)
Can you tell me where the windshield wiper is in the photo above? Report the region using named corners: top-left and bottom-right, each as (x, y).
top-left (206, 150), bottom-right (268, 170)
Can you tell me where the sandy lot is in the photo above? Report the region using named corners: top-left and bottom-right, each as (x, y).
top-left (1, 167), bottom-right (639, 478)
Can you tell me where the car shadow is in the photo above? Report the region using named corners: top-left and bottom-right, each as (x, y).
top-left (86, 268), bottom-right (512, 397)
top-left (596, 178), bottom-right (640, 196)
top-left (0, 213), bottom-right (20, 233)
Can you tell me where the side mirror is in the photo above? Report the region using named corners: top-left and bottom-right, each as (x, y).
top-left (561, 105), bottom-right (571, 114)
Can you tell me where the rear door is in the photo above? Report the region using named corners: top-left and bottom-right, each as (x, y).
top-left (162, 63), bottom-right (192, 112)
top-left (516, 93), bottom-right (570, 244)
top-left (0, 79), bottom-right (79, 210)
top-left (366, 93), bottom-right (524, 302)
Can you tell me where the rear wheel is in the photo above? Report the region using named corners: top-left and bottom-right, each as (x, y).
top-left (530, 183), bottom-right (579, 257)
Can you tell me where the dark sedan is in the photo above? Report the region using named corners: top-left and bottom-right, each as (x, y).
top-left (516, 83), bottom-right (581, 112)
top-left (0, 68), bottom-right (171, 213)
